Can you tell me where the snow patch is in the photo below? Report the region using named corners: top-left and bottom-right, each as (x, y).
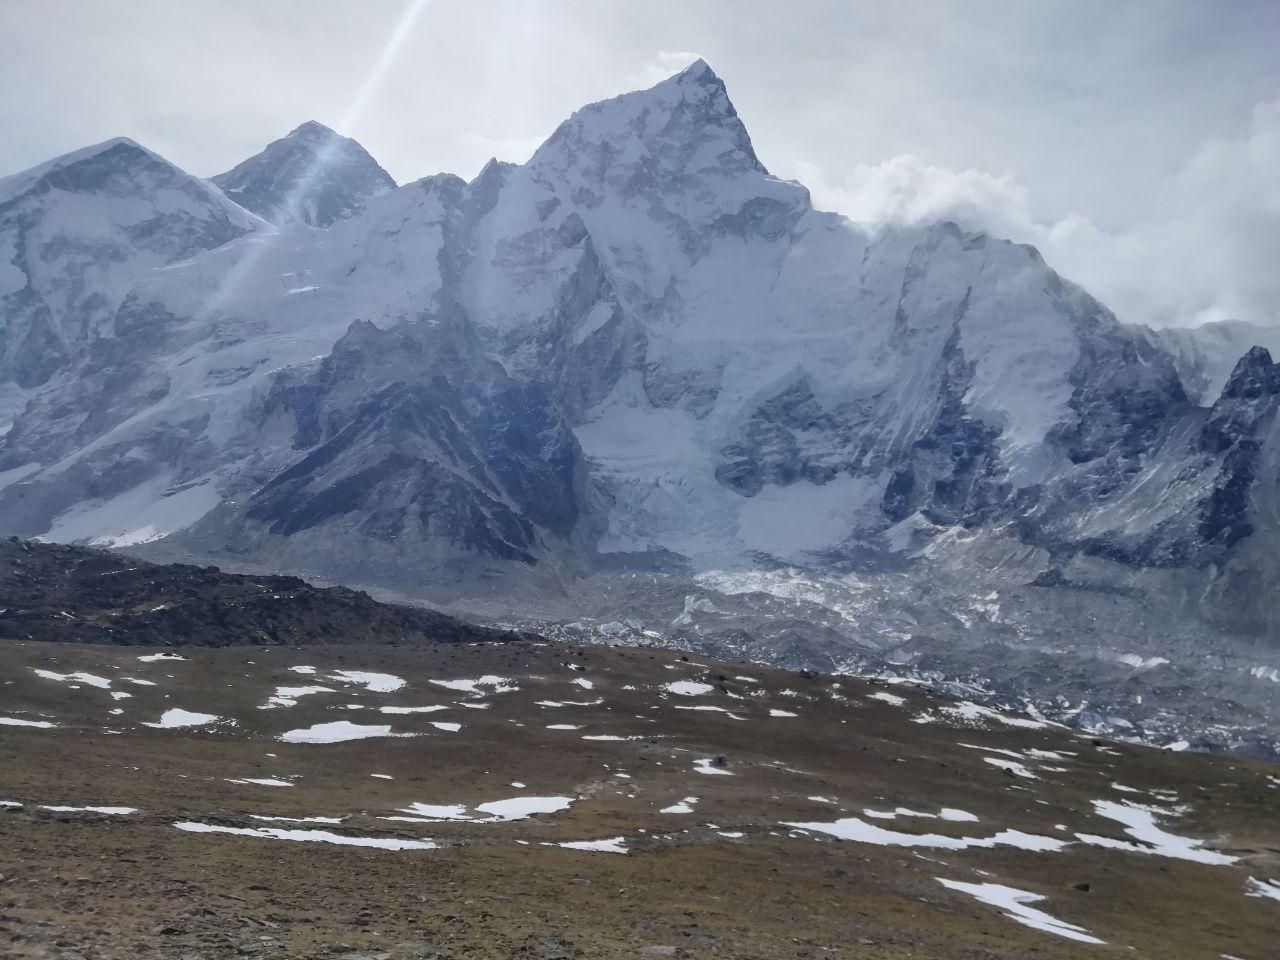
top-left (937, 879), bottom-right (1104, 944)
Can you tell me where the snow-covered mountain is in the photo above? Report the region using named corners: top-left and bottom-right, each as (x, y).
top-left (211, 121), bottom-right (395, 227)
top-left (1, 61), bottom-right (1277, 753)
top-left (0, 137), bottom-right (261, 407)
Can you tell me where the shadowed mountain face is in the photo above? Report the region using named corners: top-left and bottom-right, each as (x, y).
top-left (1, 62), bottom-right (1279, 754)
top-left (211, 121), bottom-right (395, 227)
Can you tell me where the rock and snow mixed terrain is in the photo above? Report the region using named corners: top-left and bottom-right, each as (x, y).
top-left (211, 121), bottom-right (396, 229)
top-left (1, 61), bottom-right (1279, 754)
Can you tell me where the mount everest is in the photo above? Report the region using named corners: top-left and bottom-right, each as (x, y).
top-left (1, 60), bottom-right (1277, 755)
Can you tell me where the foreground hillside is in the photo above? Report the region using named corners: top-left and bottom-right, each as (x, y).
top-left (1, 636), bottom-right (1277, 959)
top-left (0, 538), bottom-right (527, 647)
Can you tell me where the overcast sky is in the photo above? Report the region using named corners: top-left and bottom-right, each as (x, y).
top-left (3, 0), bottom-right (1278, 328)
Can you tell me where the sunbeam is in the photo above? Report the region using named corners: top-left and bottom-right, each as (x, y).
top-left (198, 0), bottom-right (432, 319)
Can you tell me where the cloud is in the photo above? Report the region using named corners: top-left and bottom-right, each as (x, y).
top-left (795, 156), bottom-right (1037, 244)
top-left (794, 99), bottom-right (1280, 330)
top-left (458, 132), bottom-right (548, 165)
top-left (635, 50), bottom-right (704, 88)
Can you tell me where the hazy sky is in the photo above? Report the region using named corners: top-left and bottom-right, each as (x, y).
top-left (3, 0), bottom-right (1278, 328)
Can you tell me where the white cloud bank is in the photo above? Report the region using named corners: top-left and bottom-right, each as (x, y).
top-left (796, 99), bottom-right (1280, 330)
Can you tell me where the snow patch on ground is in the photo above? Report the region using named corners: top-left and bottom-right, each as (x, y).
top-left (143, 708), bottom-right (222, 729)
top-left (783, 818), bottom-right (1066, 852)
top-left (693, 758), bottom-right (733, 776)
top-left (556, 836), bottom-right (628, 853)
top-left (660, 796), bottom-right (699, 814)
top-left (278, 721), bottom-right (404, 744)
top-left (328, 670), bottom-right (405, 693)
top-left (430, 676), bottom-right (517, 695)
top-left (174, 821), bottom-right (436, 850)
top-left (0, 717), bottom-right (57, 728)
top-left (863, 807), bottom-right (979, 823)
top-left (937, 879), bottom-right (1104, 944)
top-left (32, 669), bottom-right (113, 689)
top-left (868, 691), bottom-right (906, 707)
top-left (379, 705), bottom-right (449, 714)
top-left (1244, 877), bottom-right (1280, 903)
top-left (664, 680), bottom-right (714, 696)
top-left (1075, 800), bottom-right (1238, 865)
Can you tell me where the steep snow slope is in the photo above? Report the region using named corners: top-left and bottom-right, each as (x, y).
top-left (212, 121), bottom-right (395, 227)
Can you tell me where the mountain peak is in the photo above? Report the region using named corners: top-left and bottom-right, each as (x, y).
top-left (669, 56), bottom-right (719, 87)
top-left (285, 120), bottom-right (342, 144)
top-left (290, 120), bottom-right (335, 134)
top-left (212, 123), bottom-right (395, 227)
top-left (528, 55), bottom-right (766, 188)
top-left (1221, 345), bottom-right (1280, 400)
top-left (0, 136), bottom-right (164, 203)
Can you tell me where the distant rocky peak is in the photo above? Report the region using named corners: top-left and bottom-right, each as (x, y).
top-left (284, 120), bottom-right (343, 145)
top-left (212, 121), bottom-right (395, 228)
top-left (1220, 345), bottom-right (1280, 400)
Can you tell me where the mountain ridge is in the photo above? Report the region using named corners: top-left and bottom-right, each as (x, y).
top-left (1, 60), bottom-right (1278, 755)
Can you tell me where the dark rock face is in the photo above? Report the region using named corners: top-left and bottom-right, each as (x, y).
top-left (878, 325), bottom-right (1007, 526)
top-left (1197, 348), bottom-right (1280, 550)
top-left (1048, 311), bottom-right (1191, 467)
top-left (212, 121), bottom-right (395, 227)
top-left (716, 378), bottom-right (839, 496)
top-left (231, 316), bottom-right (591, 566)
top-left (0, 537), bottom-right (532, 647)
